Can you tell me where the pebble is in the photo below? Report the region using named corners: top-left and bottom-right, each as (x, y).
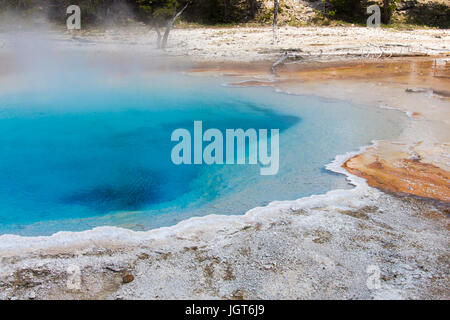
top-left (122, 274), bottom-right (135, 284)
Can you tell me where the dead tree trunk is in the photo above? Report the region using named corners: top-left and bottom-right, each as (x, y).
top-left (154, 25), bottom-right (162, 49)
top-left (248, 0), bottom-right (257, 19)
top-left (382, 0), bottom-right (392, 24)
top-left (224, 0), bottom-right (231, 22)
top-left (273, 0), bottom-right (279, 45)
top-left (161, 2), bottom-right (190, 50)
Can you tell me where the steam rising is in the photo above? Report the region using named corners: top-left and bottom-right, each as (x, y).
top-left (0, 4), bottom-right (174, 94)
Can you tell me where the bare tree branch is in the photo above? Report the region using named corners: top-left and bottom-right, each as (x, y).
top-left (273, 0), bottom-right (279, 45)
top-left (150, 22), bottom-right (163, 49)
top-left (271, 52), bottom-right (288, 75)
top-left (161, 1), bottom-right (190, 49)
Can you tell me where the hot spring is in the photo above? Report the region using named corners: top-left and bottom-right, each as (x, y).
top-left (0, 67), bottom-right (405, 236)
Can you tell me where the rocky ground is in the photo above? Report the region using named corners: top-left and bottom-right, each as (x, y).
top-left (0, 185), bottom-right (448, 300)
top-left (1, 23), bottom-right (448, 63)
top-left (65, 25), bottom-right (449, 62)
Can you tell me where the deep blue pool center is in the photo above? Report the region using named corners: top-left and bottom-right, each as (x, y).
top-left (0, 73), bottom-right (404, 236)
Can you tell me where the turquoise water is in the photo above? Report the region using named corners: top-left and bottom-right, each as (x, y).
top-left (0, 73), bottom-right (404, 236)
